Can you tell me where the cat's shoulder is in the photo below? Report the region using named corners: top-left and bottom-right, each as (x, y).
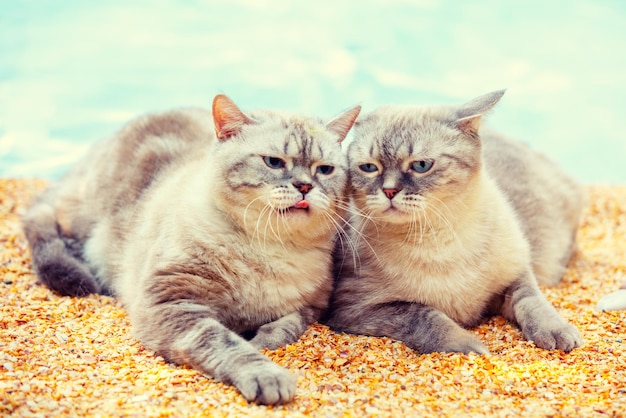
top-left (104, 107), bottom-right (216, 167)
top-left (120, 107), bottom-right (214, 140)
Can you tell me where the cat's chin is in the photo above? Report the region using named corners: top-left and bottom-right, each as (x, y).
top-left (277, 206), bottom-right (310, 215)
top-left (381, 216), bottom-right (413, 225)
top-left (375, 207), bottom-right (415, 225)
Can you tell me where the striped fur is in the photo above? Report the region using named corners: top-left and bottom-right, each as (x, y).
top-left (325, 91), bottom-right (583, 354)
top-left (23, 95), bottom-right (360, 404)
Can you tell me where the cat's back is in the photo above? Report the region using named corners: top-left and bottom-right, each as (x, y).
top-left (22, 107), bottom-right (217, 295)
top-left (480, 128), bottom-right (583, 227)
top-left (63, 108), bottom-right (214, 211)
top-left (480, 129), bottom-right (584, 285)
top-left (36, 107), bottom-right (215, 247)
top-left (88, 107), bottom-right (214, 206)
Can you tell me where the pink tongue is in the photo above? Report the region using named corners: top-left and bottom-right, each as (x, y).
top-left (295, 200), bottom-right (309, 209)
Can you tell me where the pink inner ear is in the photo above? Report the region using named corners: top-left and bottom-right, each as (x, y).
top-left (326, 105), bottom-right (361, 143)
top-left (212, 95), bottom-right (252, 141)
top-left (456, 115), bottom-right (482, 137)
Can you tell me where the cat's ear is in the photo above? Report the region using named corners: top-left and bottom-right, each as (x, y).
top-left (455, 90), bottom-right (506, 136)
top-left (212, 94), bottom-right (255, 141)
top-left (325, 105), bottom-right (362, 143)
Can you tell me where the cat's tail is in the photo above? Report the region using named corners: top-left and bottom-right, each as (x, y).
top-left (22, 202), bottom-right (101, 297)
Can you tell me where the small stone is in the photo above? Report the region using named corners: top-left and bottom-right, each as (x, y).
top-left (596, 290), bottom-right (626, 311)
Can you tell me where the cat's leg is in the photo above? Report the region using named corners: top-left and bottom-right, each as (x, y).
top-left (23, 202), bottom-right (100, 296)
top-left (249, 306), bottom-right (320, 350)
top-left (501, 270), bottom-right (582, 351)
top-left (137, 298), bottom-right (296, 405)
top-left (325, 301), bottom-right (489, 355)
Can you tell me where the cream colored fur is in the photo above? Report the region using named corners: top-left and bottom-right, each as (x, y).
top-left (23, 96), bottom-right (361, 404)
top-left (326, 90), bottom-right (583, 354)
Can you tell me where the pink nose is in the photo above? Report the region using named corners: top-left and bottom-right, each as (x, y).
top-left (383, 188), bottom-right (399, 199)
top-left (295, 182), bottom-right (313, 194)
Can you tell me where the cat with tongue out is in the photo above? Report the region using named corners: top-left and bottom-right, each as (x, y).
top-left (295, 197), bottom-right (310, 209)
top-left (293, 182), bottom-right (313, 209)
top-left (23, 94), bottom-right (361, 404)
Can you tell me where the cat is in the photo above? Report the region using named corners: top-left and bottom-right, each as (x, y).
top-left (325, 90), bottom-right (584, 355)
top-left (23, 95), bottom-right (361, 404)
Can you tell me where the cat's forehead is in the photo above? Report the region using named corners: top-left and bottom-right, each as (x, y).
top-left (245, 111), bottom-right (340, 161)
top-left (353, 105), bottom-right (457, 157)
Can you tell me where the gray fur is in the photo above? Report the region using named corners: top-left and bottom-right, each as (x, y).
top-left (325, 90), bottom-right (583, 354)
top-left (22, 95), bottom-right (361, 404)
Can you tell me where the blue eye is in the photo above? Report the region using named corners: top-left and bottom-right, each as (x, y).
top-left (411, 160), bottom-right (434, 173)
top-left (358, 163), bottom-right (378, 173)
top-left (263, 156), bottom-right (286, 169)
top-left (316, 165), bottom-right (334, 175)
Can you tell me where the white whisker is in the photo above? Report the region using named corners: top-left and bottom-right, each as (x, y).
top-left (427, 198), bottom-right (462, 247)
top-left (323, 207), bottom-right (363, 271)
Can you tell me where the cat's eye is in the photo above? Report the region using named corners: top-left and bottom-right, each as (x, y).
top-left (410, 160), bottom-right (434, 174)
top-left (316, 165), bottom-right (335, 175)
top-left (263, 156), bottom-right (286, 169)
top-left (358, 163), bottom-right (378, 173)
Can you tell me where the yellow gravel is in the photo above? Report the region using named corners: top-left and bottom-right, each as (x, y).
top-left (1, 179), bottom-right (625, 417)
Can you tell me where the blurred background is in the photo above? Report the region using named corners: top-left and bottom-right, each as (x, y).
top-left (1, 0), bottom-right (625, 183)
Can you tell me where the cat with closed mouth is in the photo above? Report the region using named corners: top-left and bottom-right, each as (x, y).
top-left (326, 90), bottom-right (583, 355)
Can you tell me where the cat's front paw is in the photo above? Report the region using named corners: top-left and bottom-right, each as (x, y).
top-left (437, 330), bottom-right (490, 355)
top-left (523, 320), bottom-right (582, 352)
top-left (421, 326), bottom-right (490, 355)
top-left (249, 312), bottom-right (308, 350)
top-left (249, 329), bottom-right (291, 351)
top-left (231, 361), bottom-right (296, 405)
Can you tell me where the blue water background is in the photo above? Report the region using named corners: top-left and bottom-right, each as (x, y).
top-left (1, 0), bottom-right (625, 183)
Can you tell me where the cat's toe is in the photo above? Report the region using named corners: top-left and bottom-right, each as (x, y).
top-left (553, 324), bottom-right (583, 352)
top-left (525, 322), bottom-right (583, 352)
top-left (232, 362), bottom-right (296, 405)
top-left (432, 328), bottom-right (490, 355)
top-left (249, 330), bottom-right (292, 350)
top-left (446, 336), bottom-right (490, 355)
